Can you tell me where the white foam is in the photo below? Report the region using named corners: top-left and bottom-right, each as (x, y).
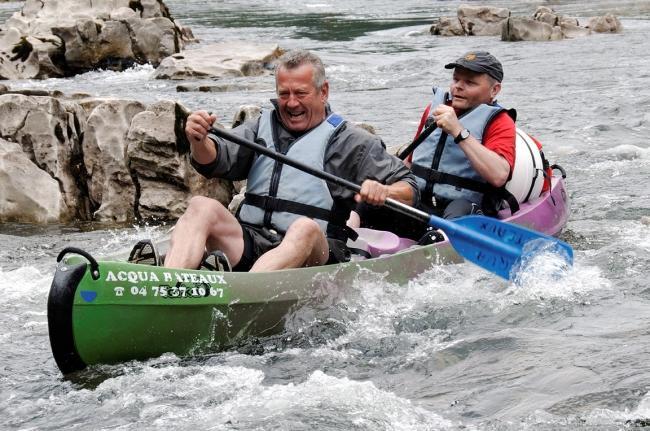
top-left (0, 266), bottom-right (50, 305)
top-left (34, 365), bottom-right (452, 429)
top-left (604, 144), bottom-right (650, 161)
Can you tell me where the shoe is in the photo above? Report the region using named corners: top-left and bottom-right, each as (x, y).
top-left (128, 239), bottom-right (160, 266)
top-left (417, 229), bottom-right (445, 245)
top-left (200, 250), bottom-right (231, 272)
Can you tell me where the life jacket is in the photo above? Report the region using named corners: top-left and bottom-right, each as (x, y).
top-left (411, 87), bottom-right (520, 214)
top-left (237, 109), bottom-right (351, 240)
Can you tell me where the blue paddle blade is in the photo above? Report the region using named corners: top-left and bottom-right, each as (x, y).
top-left (428, 214), bottom-right (574, 280)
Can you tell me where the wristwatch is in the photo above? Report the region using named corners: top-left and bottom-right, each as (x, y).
top-left (454, 128), bottom-right (470, 144)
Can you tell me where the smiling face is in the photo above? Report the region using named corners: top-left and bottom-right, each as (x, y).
top-left (276, 63), bottom-right (329, 133)
top-left (449, 67), bottom-right (501, 111)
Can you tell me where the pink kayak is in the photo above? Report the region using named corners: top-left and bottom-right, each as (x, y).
top-left (349, 175), bottom-right (570, 258)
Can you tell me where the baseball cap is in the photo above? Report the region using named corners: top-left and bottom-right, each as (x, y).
top-left (444, 51), bottom-right (504, 82)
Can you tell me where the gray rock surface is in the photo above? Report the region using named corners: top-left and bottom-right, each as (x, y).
top-left (0, 89), bottom-right (234, 225)
top-left (0, 93), bottom-right (89, 221)
top-left (83, 99), bottom-right (146, 223)
top-left (0, 0), bottom-right (193, 79)
top-left (0, 138), bottom-right (62, 223)
top-left (588, 14), bottom-right (623, 33)
top-left (153, 42), bottom-right (283, 80)
top-left (429, 5), bottom-right (619, 42)
top-left (458, 5), bottom-right (510, 36)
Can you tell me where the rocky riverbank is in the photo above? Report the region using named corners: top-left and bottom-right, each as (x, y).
top-left (0, 0), bottom-right (284, 224)
top-left (431, 5), bottom-right (622, 41)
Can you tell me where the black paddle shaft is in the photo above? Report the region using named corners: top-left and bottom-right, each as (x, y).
top-left (396, 121), bottom-right (437, 160)
top-left (208, 127), bottom-right (431, 224)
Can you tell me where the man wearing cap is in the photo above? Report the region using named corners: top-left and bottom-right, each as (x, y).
top-left (356, 51), bottom-right (516, 241)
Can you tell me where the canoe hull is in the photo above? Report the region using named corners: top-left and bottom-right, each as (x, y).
top-left (48, 177), bottom-right (569, 374)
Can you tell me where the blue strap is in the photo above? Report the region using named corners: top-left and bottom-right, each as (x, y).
top-left (327, 114), bottom-right (344, 127)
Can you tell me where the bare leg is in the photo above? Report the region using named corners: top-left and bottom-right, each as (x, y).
top-left (250, 217), bottom-right (329, 272)
top-left (164, 196), bottom-right (245, 269)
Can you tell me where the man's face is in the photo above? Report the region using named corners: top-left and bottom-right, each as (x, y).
top-left (449, 67), bottom-right (500, 111)
top-left (276, 63), bottom-right (329, 133)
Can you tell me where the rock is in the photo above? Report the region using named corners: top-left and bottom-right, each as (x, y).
top-left (0, 139), bottom-right (62, 223)
top-left (225, 105), bottom-right (264, 213)
top-left (0, 27), bottom-right (64, 79)
top-left (0, 90), bottom-right (236, 224)
top-left (127, 100), bottom-right (190, 186)
top-left (432, 5), bottom-right (610, 42)
top-left (126, 100), bottom-right (233, 221)
top-left (532, 6), bottom-right (585, 38)
top-left (561, 22), bottom-right (591, 39)
top-left (83, 99), bottom-right (146, 223)
top-left (641, 216), bottom-right (650, 226)
top-left (51, 19), bottom-right (137, 74)
top-left (533, 6), bottom-right (558, 26)
top-left (136, 178), bottom-right (190, 221)
top-left (176, 83), bottom-right (256, 93)
top-left (0, 93), bottom-right (89, 220)
top-left (588, 14), bottom-right (623, 33)
top-left (0, 0), bottom-right (193, 79)
top-left (458, 5), bottom-right (510, 36)
top-left (430, 16), bottom-right (464, 36)
top-left (232, 105), bottom-right (262, 128)
top-left (153, 42), bottom-right (284, 80)
top-left (353, 122), bottom-right (376, 135)
top-left (502, 17), bottom-right (555, 42)
top-left (559, 16), bottom-right (580, 27)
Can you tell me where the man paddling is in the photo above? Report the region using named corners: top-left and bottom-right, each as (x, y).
top-left (163, 49), bottom-right (417, 271)
top-left (358, 51), bottom-right (517, 241)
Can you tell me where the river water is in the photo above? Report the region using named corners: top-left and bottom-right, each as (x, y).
top-left (1, 0), bottom-right (650, 429)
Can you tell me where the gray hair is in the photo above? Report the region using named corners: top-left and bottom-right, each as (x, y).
top-left (275, 49), bottom-right (327, 90)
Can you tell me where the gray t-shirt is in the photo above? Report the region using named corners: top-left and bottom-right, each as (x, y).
top-left (191, 102), bottom-right (419, 208)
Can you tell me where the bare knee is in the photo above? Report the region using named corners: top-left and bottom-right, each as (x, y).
top-left (285, 217), bottom-right (322, 244)
top-left (181, 196), bottom-right (228, 225)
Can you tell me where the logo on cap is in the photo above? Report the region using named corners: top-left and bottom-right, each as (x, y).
top-left (465, 53), bottom-right (477, 61)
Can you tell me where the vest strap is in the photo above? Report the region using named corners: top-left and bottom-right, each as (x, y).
top-left (411, 163), bottom-right (492, 194)
top-left (244, 193), bottom-right (332, 222)
top-left (243, 193), bottom-right (357, 241)
top-left (412, 164), bottom-right (521, 215)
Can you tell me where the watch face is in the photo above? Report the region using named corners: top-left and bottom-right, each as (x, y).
top-left (455, 129), bottom-right (470, 143)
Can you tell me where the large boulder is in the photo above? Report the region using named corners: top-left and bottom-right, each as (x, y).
top-left (430, 16), bottom-right (464, 36)
top-left (432, 5), bottom-right (618, 41)
top-left (560, 21), bottom-right (591, 39)
top-left (0, 88), bottom-right (235, 225)
top-left (126, 100), bottom-right (233, 221)
top-left (0, 0), bottom-right (194, 79)
top-left (531, 6), bottom-right (589, 39)
top-left (588, 14), bottom-right (623, 33)
top-left (458, 5), bottom-right (510, 36)
top-left (83, 99), bottom-right (146, 223)
top-left (153, 42), bottom-right (283, 80)
top-left (0, 139), bottom-right (63, 223)
top-left (0, 93), bottom-right (89, 220)
top-left (502, 17), bottom-right (562, 42)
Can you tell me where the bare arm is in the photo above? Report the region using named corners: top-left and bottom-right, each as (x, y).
top-left (432, 104), bottom-right (510, 187)
top-left (355, 179), bottom-right (415, 206)
top-left (456, 136), bottom-right (510, 186)
top-left (186, 110), bottom-right (217, 164)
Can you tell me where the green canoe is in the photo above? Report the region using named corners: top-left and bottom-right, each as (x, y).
top-left (48, 177), bottom-right (569, 374)
top-left (48, 241), bottom-right (461, 374)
